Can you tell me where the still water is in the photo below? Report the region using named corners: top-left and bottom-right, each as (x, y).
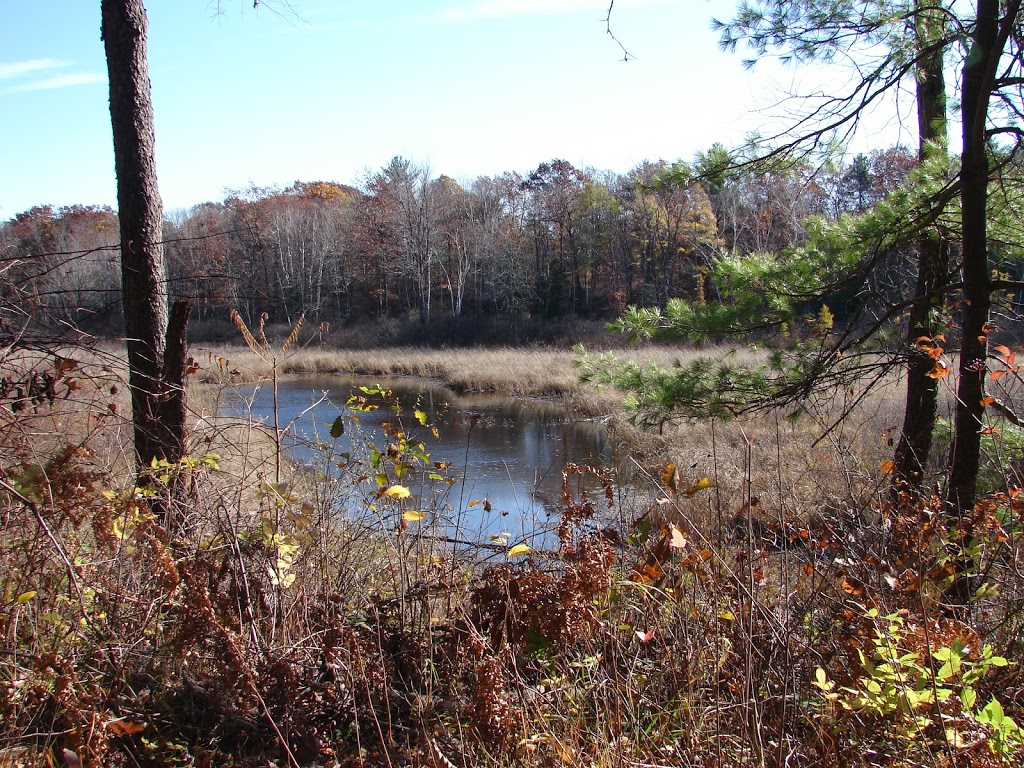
top-left (223, 376), bottom-right (630, 543)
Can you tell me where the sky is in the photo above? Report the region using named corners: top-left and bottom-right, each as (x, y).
top-left (0, 0), bottom-right (914, 219)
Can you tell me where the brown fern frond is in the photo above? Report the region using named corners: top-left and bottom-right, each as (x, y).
top-left (280, 313), bottom-right (304, 355)
top-left (230, 309), bottom-right (269, 362)
top-left (257, 312), bottom-right (269, 346)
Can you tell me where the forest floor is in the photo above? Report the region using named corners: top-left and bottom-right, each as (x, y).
top-left (1, 341), bottom-right (1022, 766)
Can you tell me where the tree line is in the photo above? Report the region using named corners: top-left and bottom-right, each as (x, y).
top-left (1, 147), bottom-right (916, 342)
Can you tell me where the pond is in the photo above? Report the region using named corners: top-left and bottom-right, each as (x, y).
top-left (222, 376), bottom-right (637, 545)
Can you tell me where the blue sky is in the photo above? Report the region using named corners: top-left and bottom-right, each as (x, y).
top-left (0, 1), bottom-right (912, 218)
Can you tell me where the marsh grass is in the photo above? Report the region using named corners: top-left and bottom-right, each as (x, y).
top-left (2, 343), bottom-right (1023, 766)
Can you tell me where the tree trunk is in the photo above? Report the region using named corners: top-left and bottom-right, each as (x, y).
top-left (947, 0), bottom-right (1000, 514)
top-left (102, 0), bottom-right (190, 473)
top-left (941, 0), bottom-right (1012, 611)
top-left (891, 4), bottom-right (948, 492)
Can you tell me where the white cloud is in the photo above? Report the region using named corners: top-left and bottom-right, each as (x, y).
top-left (0, 58), bottom-right (69, 80)
top-left (5, 73), bottom-right (106, 93)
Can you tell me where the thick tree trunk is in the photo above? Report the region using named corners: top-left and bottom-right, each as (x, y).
top-left (102, 0), bottom-right (189, 473)
top-left (891, 7), bottom-right (948, 492)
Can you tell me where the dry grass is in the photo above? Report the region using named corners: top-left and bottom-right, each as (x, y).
top-left (4, 342), bottom-right (1023, 767)
top-left (192, 343), bottom-right (911, 523)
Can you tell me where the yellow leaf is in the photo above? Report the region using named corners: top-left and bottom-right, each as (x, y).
top-left (16, 590), bottom-right (37, 604)
top-left (403, 510), bottom-right (426, 522)
top-left (507, 544), bottom-right (532, 557)
top-left (683, 477), bottom-right (714, 497)
top-left (414, 409), bottom-right (428, 426)
top-left (384, 485), bottom-right (411, 499)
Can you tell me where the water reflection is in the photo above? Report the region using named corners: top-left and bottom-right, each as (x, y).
top-left (223, 376), bottom-right (627, 542)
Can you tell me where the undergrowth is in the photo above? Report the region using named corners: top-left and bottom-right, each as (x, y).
top-left (1, 355), bottom-right (1023, 767)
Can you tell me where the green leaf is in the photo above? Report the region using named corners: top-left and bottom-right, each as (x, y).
top-left (330, 416), bottom-right (345, 439)
top-left (979, 698), bottom-right (1005, 726)
top-left (962, 685), bottom-right (977, 711)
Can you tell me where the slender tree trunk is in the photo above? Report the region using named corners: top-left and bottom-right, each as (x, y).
top-left (941, 0), bottom-right (1014, 611)
top-left (892, 5), bottom-right (948, 492)
top-left (102, 0), bottom-right (190, 473)
top-left (947, 0), bottom-right (1001, 514)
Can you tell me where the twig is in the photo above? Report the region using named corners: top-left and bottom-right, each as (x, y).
top-left (0, 476), bottom-right (81, 597)
top-left (603, 1), bottom-right (634, 61)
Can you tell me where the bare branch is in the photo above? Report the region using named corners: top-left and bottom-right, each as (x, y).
top-left (603, 1), bottom-right (634, 62)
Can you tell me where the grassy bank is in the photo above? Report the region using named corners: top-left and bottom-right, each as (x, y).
top-left (2, 342), bottom-right (1022, 766)
top-left (193, 343), bottom-right (905, 519)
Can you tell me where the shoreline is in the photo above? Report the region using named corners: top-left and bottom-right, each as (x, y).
top-left (192, 344), bottom-right (678, 474)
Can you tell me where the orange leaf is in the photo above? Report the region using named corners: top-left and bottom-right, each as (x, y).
top-left (981, 396), bottom-right (996, 406)
top-left (991, 370), bottom-right (1008, 381)
top-left (56, 357), bottom-right (79, 374)
top-left (840, 577), bottom-right (865, 596)
top-left (880, 460), bottom-right (895, 474)
top-left (640, 564), bottom-right (664, 582)
top-left (981, 426), bottom-right (1001, 435)
top-left (106, 719), bottom-right (146, 736)
top-left (635, 629), bottom-right (655, 644)
top-left (803, 562), bottom-right (814, 576)
top-left (660, 463), bottom-right (677, 493)
top-left (926, 361), bottom-right (951, 379)
top-left (992, 344), bottom-right (1012, 358)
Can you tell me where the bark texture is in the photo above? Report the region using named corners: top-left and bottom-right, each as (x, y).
top-left (891, 5), bottom-right (948, 492)
top-left (102, 0), bottom-right (189, 472)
